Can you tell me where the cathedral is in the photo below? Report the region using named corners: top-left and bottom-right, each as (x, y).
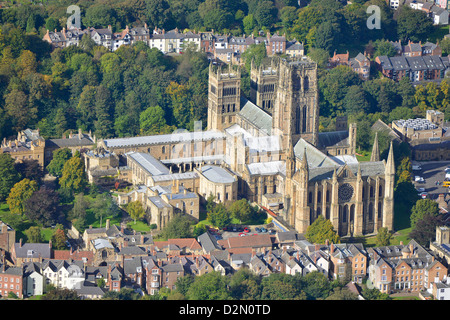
top-left (206, 56), bottom-right (395, 237)
top-left (95, 55), bottom-right (394, 237)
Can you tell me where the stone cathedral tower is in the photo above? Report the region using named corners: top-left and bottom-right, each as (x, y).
top-left (207, 63), bottom-right (241, 131)
top-left (272, 57), bottom-right (319, 151)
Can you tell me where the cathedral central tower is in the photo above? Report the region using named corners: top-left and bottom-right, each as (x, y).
top-left (272, 57), bottom-right (319, 150)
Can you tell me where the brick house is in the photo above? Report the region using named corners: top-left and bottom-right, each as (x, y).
top-left (0, 221), bottom-right (15, 252)
top-left (0, 264), bottom-right (23, 298)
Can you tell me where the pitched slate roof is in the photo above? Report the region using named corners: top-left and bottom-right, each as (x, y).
top-left (14, 243), bottom-right (51, 259)
top-left (239, 97), bottom-right (273, 135)
top-left (294, 138), bottom-right (338, 168)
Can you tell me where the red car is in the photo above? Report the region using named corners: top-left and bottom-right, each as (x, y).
top-left (243, 227), bottom-right (250, 233)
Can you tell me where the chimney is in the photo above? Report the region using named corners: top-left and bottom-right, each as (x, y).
top-left (49, 239), bottom-right (52, 249)
top-left (330, 243), bottom-right (335, 254)
top-left (19, 238), bottom-right (23, 248)
top-left (106, 219), bottom-right (110, 230)
top-left (78, 128), bottom-right (82, 140)
top-left (325, 239), bottom-right (329, 246)
top-left (108, 25), bottom-right (112, 32)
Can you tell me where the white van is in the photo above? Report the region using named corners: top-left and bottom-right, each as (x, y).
top-left (412, 165), bottom-right (421, 171)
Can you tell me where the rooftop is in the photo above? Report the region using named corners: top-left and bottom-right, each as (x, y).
top-left (200, 165), bottom-right (236, 183)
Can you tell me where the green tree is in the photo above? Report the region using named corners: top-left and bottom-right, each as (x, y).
top-left (127, 201), bottom-right (145, 224)
top-left (186, 271), bottom-right (231, 300)
top-left (375, 227), bottom-right (392, 247)
top-left (409, 213), bottom-right (443, 247)
top-left (140, 105), bottom-right (172, 135)
top-left (410, 198), bottom-right (439, 229)
top-left (228, 199), bottom-right (253, 223)
top-left (396, 5), bottom-right (434, 42)
top-left (229, 268), bottom-right (261, 300)
top-left (25, 226), bottom-right (43, 243)
top-left (243, 14), bottom-right (257, 35)
top-left (255, 1), bottom-right (277, 28)
top-left (91, 193), bottom-right (120, 228)
top-left (51, 227), bottom-right (68, 250)
top-left (47, 148), bottom-right (72, 178)
top-left (325, 287), bottom-right (358, 300)
top-left (313, 21), bottom-right (335, 53)
top-left (59, 156), bottom-right (87, 194)
top-left (280, 6), bottom-right (298, 29)
top-left (260, 273), bottom-right (305, 300)
top-left (207, 202), bottom-right (231, 229)
top-left (7, 179), bottom-right (38, 215)
top-left (305, 215), bottom-right (339, 244)
top-left (42, 286), bottom-right (79, 300)
top-left (83, 4), bottom-right (118, 29)
top-left (373, 39), bottom-right (397, 57)
top-left (302, 271), bottom-right (333, 300)
top-left (361, 287), bottom-right (392, 300)
top-left (159, 214), bottom-right (193, 239)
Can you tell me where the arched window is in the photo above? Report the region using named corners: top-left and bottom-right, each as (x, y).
top-left (304, 76), bottom-right (309, 91)
top-left (368, 203), bottom-right (373, 221)
top-left (326, 190), bottom-right (330, 202)
top-left (378, 201), bottom-right (383, 219)
top-left (295, 107), bottom-right (301, 134)
top-left (308, 192), bottom-right (313, 203)
top-left (379, 185), bottom-right (383, 197)
top-left (302, 106), bottom-right (307, 133)
top-left (317, 191), bottom-right (322, 203)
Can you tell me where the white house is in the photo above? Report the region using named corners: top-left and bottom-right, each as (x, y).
top-left (42, 260), bottom-right (85, 290)
top-left (23, 263), bottom-right (44, 297)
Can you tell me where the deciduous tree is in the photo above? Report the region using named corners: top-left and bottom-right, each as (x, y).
top-left (7, 178), bottom-right (38, 215)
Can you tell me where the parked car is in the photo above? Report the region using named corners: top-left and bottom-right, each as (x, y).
top-left (260, 227), bottom-right (267, 233)
top-left (243, 227), bottom-right (250, 233)
top-left (416, 187), bottom-right (425, 192)
top-left (268, 229), bottom-right (276, 234)
top-left (255, 227), bottom-right (261, 232)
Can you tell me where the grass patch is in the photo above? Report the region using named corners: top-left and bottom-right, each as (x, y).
top-left (356, 149), bottom-right (371, 162)
top-left (126, 220), bottom-right (151, 233)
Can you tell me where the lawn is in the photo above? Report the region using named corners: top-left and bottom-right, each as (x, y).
top-left (356, 149), bottom-right (371, 162)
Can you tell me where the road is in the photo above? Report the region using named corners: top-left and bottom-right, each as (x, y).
top-left (412, 160), bottom-right (450, 200)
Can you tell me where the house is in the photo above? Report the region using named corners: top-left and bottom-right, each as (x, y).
top-left (0, 129), bottom-right (46, 168)
top-left (45, 128), bottom-right (95, 166)
top-left (74, 281), bottom-right (105, 299)
top-left (41, 259), bottom-right (85, 290)
top-left (249, 252), bottom-right (272, 276)
top-left (285, 40), bottom-right (304, 57)
top-left (0, 263), bottom-right (24, 298)
top-left (0, 221), bottom-right (15, 252)
top-left (432, 279), bottom-right (450, 300)
top-left (90, 26), bottom-right (113, 49)
top-left (112, 25), bottom-right (131, 51)
top-left (218, 234), bottom-right (275, 253)
top-left (431, 5), bottom-right (449, 24)
top-left (349, 52), bottom-right (371, 80)
top-left (329, 51), bottom-right (349, 68)
top-left (23, 262), bottom-right (44, 297)
top-left (281, 250), bottom-right (303, 275)
top-left (107, 263), bottom-right (123, 292)
top-left (11, 240), bottom-right (52, 266)
top-left (152, 238), bottom-right (203, 256)
top-left (375, 54), bottom-right (449, 82)
top-left (122, 256), bottom-right (144, 288)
